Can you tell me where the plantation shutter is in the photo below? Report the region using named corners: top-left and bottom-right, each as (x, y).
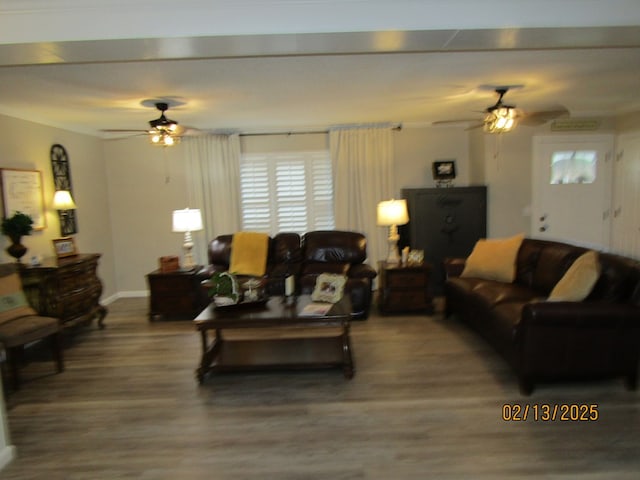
top-left (240, 151), bottom-right (334, 235)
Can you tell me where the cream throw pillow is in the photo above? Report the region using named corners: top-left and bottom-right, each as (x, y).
top-left (461, 233), bottom-right (524, 283)
top-left (548, 250), bottom-right (600, 302)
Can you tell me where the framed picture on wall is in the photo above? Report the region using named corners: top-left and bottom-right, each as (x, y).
top-left (432, 160), bottom-right (457, 180)
top-left (0, 168), bottom-right (46, 230)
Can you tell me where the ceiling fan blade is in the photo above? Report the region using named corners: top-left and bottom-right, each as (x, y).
top-left (101, 129), bottom-right (149, 133)
top-left (103, 133), bottom-right (148, 141)
top-left (465, 122), bottom-right (485, 131)
top-left (519, 106), bottom-right (570, 126)
top-left (432, 118), bottom-right (481, 126)
top-left (173, 125), bottom-right (203, 136)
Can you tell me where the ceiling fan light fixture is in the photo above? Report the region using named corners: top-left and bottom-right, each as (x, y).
top-left (484, 106), bottom-right (517, 133)
top-left (149, 130), bottom-right (179, 146)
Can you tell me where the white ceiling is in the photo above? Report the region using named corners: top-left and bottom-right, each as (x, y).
top-left (0, 0), bottom-right (639, 137)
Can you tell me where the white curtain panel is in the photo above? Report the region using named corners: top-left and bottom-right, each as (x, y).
top-left (186, 134), bottom-right (241, 262)
top-left (329, 125), bottom-right (395, 264)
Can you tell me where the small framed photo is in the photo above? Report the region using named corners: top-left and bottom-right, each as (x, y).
top-left (53, 237), bottom-right (77, 258)
top-left (432, 160), bottom-right (457, 180)
top-left (311, 273), bottom-right (347, 304)
top-left (407, 249), bottom-right (424, 265)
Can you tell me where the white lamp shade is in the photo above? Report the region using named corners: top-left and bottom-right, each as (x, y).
top-left (377, 199), bottom-right (409, 226)
top-left (52, 190), bottom-right (77, 210)
top-left (172, 208), bottom-right (203, 232)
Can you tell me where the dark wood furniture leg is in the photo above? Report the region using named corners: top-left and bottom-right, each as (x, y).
top-left (341, 321), bottom-right (354, 379)
top-left (196, 328), bottom-right (223, 383)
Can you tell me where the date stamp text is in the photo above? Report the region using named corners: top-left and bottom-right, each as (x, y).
top-left (502, 403), bottom-right (599, 422)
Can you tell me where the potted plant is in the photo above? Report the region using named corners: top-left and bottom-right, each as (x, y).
top-left (205, 271), bottom-right (239, 306)
top-left (1, 211), bottom-right (34, 262)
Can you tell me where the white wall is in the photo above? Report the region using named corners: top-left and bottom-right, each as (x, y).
top-left (394, 127), bottom-right (470, 193)
top-left (0, 114), bottom-right (116, 298)
top-left (482, 128), bottom-right (537, 238)
top-left (103, 137), bottom-right (192, 294)
top-left (0, 384), bottom-right (15, 471)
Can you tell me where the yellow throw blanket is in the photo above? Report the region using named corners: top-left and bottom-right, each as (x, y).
top-left (229, 231), bottom-right (269, 277)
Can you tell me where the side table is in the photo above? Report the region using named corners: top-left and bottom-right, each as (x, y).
top-left (377, 261), bottom-right (434, 314)
top-left (147, 267), bottom-right (209, 320)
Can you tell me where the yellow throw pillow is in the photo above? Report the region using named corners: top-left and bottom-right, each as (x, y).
top-left (461, 233), bottom-right (525, 283)
top-left (229, 231), bottom-right (270, 277)
top-left (548, 250), bottom-right (600, 302)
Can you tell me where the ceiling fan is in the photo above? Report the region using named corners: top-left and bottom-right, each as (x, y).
top-left (433, 86), bottom-right (569, 133)
top-left (102, 100), bottom-right (200, 145)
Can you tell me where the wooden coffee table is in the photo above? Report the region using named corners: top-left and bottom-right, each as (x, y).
top-left (193, 295), bottom-right (354, 383)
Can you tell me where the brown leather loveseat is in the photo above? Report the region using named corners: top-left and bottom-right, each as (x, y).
top-left (444, 237), bottom-right (640, 394)
top-left (203, 230), bottom-right (377, 319)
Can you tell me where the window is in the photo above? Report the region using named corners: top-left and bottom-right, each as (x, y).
top-left (240, 150), bottom-right (335, 235)
top-left (550, 150), bottom-right (597, 184)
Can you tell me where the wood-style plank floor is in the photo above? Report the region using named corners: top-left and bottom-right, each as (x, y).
top-left (2, 297), bottom-right (639, 479)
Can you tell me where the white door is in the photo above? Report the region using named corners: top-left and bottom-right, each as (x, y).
top-left (532, 134), bottom-right (614, 250)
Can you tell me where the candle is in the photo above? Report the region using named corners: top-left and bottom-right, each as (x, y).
top-left (285, 275), bottom-right (295, 296)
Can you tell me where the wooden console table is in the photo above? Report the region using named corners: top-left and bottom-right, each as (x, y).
top-left (19, 253), bottom-right (108, 329)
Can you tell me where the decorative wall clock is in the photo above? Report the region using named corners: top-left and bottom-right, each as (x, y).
top-left (50, 144), bottom-right (77, 235)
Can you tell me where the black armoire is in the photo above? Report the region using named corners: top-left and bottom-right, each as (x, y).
top-left (400, 186), bottom-right (487, 295)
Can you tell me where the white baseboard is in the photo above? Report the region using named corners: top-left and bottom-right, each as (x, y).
top-left (0, 445), bottom-right (16, 472)
top-left (102, 291), bottom-right (148, 305)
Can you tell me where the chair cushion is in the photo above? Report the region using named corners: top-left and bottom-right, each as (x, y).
top-left (0, 270), bottom-right (37, 326)
top-left (0, 315), bottom-right (59, 347)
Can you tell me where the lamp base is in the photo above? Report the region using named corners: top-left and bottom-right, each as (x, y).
top-left (182, 250), bottom-right (197, 270)
top-left (182, 231), bottom-right (197, 270)
top-left (386, 235), bottom-right (401, 265)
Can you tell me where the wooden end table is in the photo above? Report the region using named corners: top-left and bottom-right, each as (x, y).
top-left (193, 295), bottom-right (354, 383)
top-left (147, 267), bottom-right (209, 320)
top-left (377, 261), bottom-right (434, 314)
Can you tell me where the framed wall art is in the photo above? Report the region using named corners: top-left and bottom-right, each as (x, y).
top-left (432, 160), bottom-right (457, 180)
top-left (50, 144), bottom-right (77, 235)
top-left (53, 237), bottom-right (77, 258)
top-left (0, 168), bottom-right (46, 230)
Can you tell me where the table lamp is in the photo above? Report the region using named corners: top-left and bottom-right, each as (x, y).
top-left (377, 199), bottom-right (409, 264)
top-left (52, 189), bottom-right (77, 236)
top-left (172, 208), bottom-right (203, 270)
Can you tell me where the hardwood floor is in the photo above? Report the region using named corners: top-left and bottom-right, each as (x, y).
top-left (2, 297), bottom-right (639, 479)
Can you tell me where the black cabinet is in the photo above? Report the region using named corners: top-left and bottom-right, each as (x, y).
top-left (400, 186), bottom-right (487, 295)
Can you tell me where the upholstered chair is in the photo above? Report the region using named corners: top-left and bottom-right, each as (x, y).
top-left (0, 263), bottom-right (63, 391)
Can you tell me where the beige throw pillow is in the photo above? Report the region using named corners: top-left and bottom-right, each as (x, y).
top-left (548, 250), bottom-right (600, 302)
top-left (460, 233), bottom-right (524, 283)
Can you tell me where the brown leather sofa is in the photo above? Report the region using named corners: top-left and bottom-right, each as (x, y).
top-left (202, 230), bottom-right (377, 319)
top-left (444, 238), bottom-right (640, 394)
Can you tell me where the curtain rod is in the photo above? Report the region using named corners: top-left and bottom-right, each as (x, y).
top-left (239, 123), bottom-right (402, 137)
top-left (239, 129), bottom-right (327, 137)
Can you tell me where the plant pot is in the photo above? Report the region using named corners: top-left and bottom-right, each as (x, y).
top-left (6, 236), bottom-right (27, 262)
